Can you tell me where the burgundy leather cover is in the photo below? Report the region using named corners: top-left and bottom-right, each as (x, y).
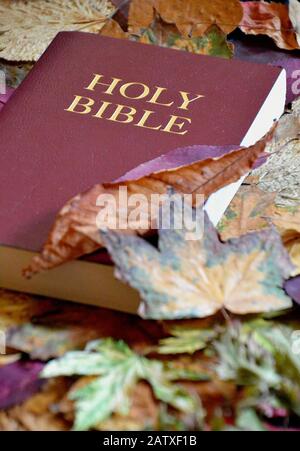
top-left (0, 32), bottom-right (281, 252)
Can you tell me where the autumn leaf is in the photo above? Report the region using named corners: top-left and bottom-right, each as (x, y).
top-left (215, 321), bottom-right (300, 417)
top-left (153, 0), bottom-right (243, 38)
top-left (158, 327), bottom-right (218, 355)
top-left (218, 185), bottom-right (276, 241)
top-left (42, 338), bottom-right (199, 431)
top-left (0, 361), bottom-right (44, 410)
top-left (219, 99), bottom-right (300, 274)
top-left (0, 0), bottom-right (115, 61)
top-left (0, 289), bottom-right (164, 359)
top-left (102, 9), bottom-right (234, 58)
top-left (0, 379), bottom-right (71, 431)
top-left (128, 0), bottom-right (154, 33)
top-left (136, 21), bottom-right (234, 58)
top-left (127, 0), bottom-right (242, 37)
top-left (0, 289), bottom-right (53, 332)
top-left (253, 98), bottom-right (300, 208)
top-left (102, 192), bottom-right (294, 320)
top-left (271, 206), bottom-right (300, 275)
top-left (25, 134), bottom-right (273, 277)
top-left (240, 1), bottom-right (299, 51)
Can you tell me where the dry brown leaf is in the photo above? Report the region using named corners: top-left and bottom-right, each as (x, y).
top-left (24, 133), bottom-right (273, 277)
top-left (101, 18), bottom-right (128, 38)
top-left (0, 379), bottom-right (71, 431)
top-left (153, 0), bottom-right (243, 37)
top-left (0, 289), bottom-right (54, 332)
top-left (219, 185), bottom-right (276, 241)
top-left (128, 0), bottom-right (155, 33)
top-left (272, 207), bottom-right (300, 275)
top-left (253, 99), bottom-right (300, 208)
top-left (0, 0), bottom-right (115, 61)
top-left (0, 289), bottom-right (164, 358)
top-left (102, 15), bottom-right (233, 59)
top-left (240, 1), bottom-right (299, 51)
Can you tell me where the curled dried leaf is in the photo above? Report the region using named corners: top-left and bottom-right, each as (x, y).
top-left (24, 134), bottom-right (273, 277)
top-left (153, 0), bottom-right (243, 37)
top-left (240, 1), bottom-right (299, 51)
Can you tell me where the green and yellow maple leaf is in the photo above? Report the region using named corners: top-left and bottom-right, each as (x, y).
top-left (102, 194), bottom-right (294, 320)
top-left (214, 321), bottom-right (300, 417)
top-left (158, 326), bottom-right (218, 355)
top-left (42, 338), bottom-right (199, 431)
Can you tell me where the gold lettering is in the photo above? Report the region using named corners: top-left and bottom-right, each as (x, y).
top-left (178, 91), bottom-right (204, 110)
top-left (162, 115), bottom-right (191, 135)
top-left (93, 101), bottom-right (112, 118)
top-left (65, 95), bottom-right (94, 114)
top-left (120, 82), bottom-right (150, 100)
top-left (108, 104), bottom-right (137, 123)
top-left (135, 110), bottom-right (162, 130)
top-left (85, 74), bottom-right (122, 95)
top-left (147, 86), bottom-right (174, 107)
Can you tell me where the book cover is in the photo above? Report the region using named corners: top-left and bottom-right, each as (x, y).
top-left (0, 31), bottom-right (286, 310)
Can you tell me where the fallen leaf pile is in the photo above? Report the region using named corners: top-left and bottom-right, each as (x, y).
top-left (1, 0), bottom-right (300, 433)
top-left (220, 97), bottom-right (300, 278)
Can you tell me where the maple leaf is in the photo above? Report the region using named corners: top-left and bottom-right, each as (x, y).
top-left (102, 193), bottom-right (293, 320)
top-left (214, 321), bottom-right (300, 417)
top-left (158, 327), bottom-right (218, 355)
top-left (42, 338), bottom-right (199, 431)
top-left (24, 135), bottom-right (272, 277)
top-left (0, 0), bottom-right (115, 61)
top-left (240, 1), bottom-right (299, 51)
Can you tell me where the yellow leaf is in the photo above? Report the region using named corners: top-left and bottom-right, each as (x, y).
top-left (0, 0), bottom-right (115, 61)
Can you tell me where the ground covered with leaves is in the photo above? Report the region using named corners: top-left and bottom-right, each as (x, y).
top-left (0, 0), bottom-right (300, 432)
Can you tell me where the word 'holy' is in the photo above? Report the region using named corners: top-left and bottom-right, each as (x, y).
top-left (65, 73), bottom-right (204, 135)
